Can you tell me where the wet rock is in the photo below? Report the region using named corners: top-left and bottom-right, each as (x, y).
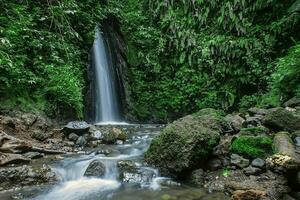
top-left (225, 170), bottom-right (289, 199)
top-left (0, 152), bottom-right (30, 166)
top-left (61, 146), bottom-right (73, 152)
top-left (251, 158), bottom-right (266, 169)
top-left (94, 149), bottom-right (111, 155)
top-left (243, 116), bottom-right (261, 128)
top-left (203, 169), bottom-right (289, 198)
top-left (102, 130), bottom-right (118, 144)
top-left (283, 97), bottom-right (300, 108)
top-left (31, 130), bottom-right (52, 141)
top-left (267, 132), bottom-right (300, 172)
top-left (102, 128), bottom-right (127, 143)
top-left (208, 158), bottom-right (222, 171)
top-left (239, 127), bottom-right (269, 136)
top-left (117, 160), bottom-right (137, 172)
top-left (64, 141), bottom-right (75, 147)
top-left (122, 168), bottom-right (155, 184)
top-left (248, 107), bottom-right (268, 116)
top-left (263, 107), bottom-right (300, 132)
top-left (267, 154), bottom-right (300, 173)
top-left (75, 136), bottom-right (87, 147)
top-left (21, 113), bottom-right (37, 126)
top-left (23, 152), bottom-right (43, 159)
top-left (0, 165), bottom-right (57, 191)
top-left (189, 169), bottom-right (205, 186)
top-left (89, 140), bottom-right (101, 148)
top-left (63, 121), bottom-right (90, 135)
top-left (243, 166), bottom-right (263, 176)
top-left (294, 137), bottom-right (300, 147)
top-left (31, 116), bottom-right (52, 131)
top-left (145, 108), bottom-right (223, 177)
top-left (0, 115), bottom-right (26, 133)
top-left (0, 131), bottom-right (32, 153)
top-left (213, 136), bottom-right (234, 156)
top-left (156, 178), bottom-right (181, 187)
top-left (226, 114), bottom-right (245, 132)
top-left (231, 154), bottom-right (250, 168)
top-left (84, 160), bottom-right (106, 177)
top-left (68, 133), bottom-right (79, 142)
top-left (90, 130), bottom-right (103, 140)
top-left (232, 189), bottom-right (266, 200)
top-left (116, 129), bottom-right (127, 141)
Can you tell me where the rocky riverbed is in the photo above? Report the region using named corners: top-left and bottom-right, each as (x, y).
top-left (0, 102), bottom-right (300, 199)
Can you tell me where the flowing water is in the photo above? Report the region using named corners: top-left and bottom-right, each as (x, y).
top-left (93, 28), bottom-right (122, 124)
top-left (1, 125), bottom-right (229, 200)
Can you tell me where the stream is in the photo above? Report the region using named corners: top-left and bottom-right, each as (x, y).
top-left (1, 125), bottom-right (229, 200)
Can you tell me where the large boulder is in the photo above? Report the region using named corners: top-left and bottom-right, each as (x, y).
top-left (102, 127), bottom-right (127, 144)
top-left (225, 114), bottom-right (245, 132)
top-left (145, 108), bottom-right (224, 178)
top-left (84, 160), bottom-right (106, 177)
top-left (263, 107), bottom-right (300, 132)
top-left (62, 121), bottom-right (90, 135)
top-left (248, 107), bottom-right (268, 116)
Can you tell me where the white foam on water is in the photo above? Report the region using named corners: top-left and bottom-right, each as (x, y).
top-left (34, 178), bottom-right (120, 200)
top-left (95, 121), bottom-right (129, 125)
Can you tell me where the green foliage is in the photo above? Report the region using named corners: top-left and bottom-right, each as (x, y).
top-left (1, 0), bottom-right (299, 120)
top-left (0, 0), bottom-right (122, 117)
top-left (119, 0), bottom-right (300, 120)
top-left (267, 44), bottom-right (300, 101)
top-left (231, 136), bottom-right (273, 158)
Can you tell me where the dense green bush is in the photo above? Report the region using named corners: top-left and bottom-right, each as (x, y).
top-left (120, 0), bottom-right (300, 120)
top-left (231, 136), bottom-right (273, 158)
top-left (0, 0), bottom-right (121, 117)
top-left (268, 44), bottom-right (300, 101)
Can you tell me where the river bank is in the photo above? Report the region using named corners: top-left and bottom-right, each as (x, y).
top-left (0, 104), bottom-right (300, 200)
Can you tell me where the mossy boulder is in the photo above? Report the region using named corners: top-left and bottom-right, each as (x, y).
top-left (145, 108), bottom-right (224, 178)
top-left (263, 107), bottom-right (300, 132)
top-left (239, 127), bottom-right (269, 136)
top-left (230, 136), bottom-right (273, 159)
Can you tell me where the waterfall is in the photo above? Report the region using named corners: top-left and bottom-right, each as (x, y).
top-left (93, 28), bottom-right (121, 124)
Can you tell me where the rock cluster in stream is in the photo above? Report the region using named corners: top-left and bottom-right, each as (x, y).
top-left (0, 111), bottom-right (134, 192)
top-left (145, 97), bottom-right (300, 200)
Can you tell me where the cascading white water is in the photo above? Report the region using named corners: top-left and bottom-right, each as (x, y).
top-left (32, 127), bottom-right (163, 200)
top-left (93, 28), bottom-right (121, 124)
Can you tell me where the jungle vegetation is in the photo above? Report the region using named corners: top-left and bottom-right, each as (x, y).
top-left (0, 0), bottom-right (299, 121)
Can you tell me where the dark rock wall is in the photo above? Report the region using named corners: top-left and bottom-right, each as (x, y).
top-left (85, 18), bottom-right (132, 123)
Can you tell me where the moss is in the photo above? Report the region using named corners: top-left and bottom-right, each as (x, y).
top-left (230, 136), bottom-right (273, 158)
top-left (239, 127), bottom-right (269, 136)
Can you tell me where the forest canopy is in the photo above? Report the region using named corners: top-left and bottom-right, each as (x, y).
top-left (0, 0), bottom-right (299, 121)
